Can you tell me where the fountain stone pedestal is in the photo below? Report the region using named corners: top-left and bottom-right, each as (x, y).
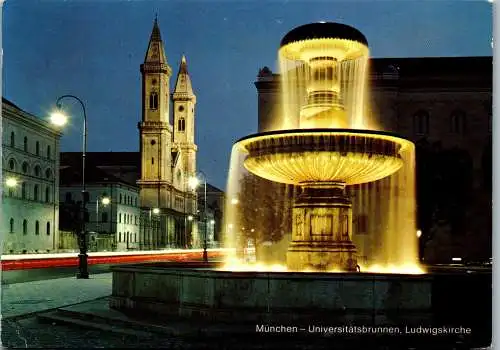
top-left (287, 182), bottom-right (357, 272)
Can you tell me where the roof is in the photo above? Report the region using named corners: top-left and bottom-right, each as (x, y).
top-left (280, 22), bottom-right (368, 47)
top-left (60, 152), bottom-right (141, 168)
top-left (60, 164), bottom-right (136, 187)
top-left (2, 97), bottom-right (22, 110)
top-left (369, 56), bottom-right (492, 78)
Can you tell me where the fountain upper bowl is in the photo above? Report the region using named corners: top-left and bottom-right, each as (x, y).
top-left (280, 22), bottom-right (369, 48)
top-left (236, 129), bottom-right (413, 186)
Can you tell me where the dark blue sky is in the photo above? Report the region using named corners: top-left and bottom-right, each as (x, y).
top-left (3, 0), bottom-right (492, 190)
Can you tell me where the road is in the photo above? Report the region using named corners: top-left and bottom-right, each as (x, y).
top-left (2, 262), bottom-right (490, 285)
top-left (1, 264), bottom-right (113, 285)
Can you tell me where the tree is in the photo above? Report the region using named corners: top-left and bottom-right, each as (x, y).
top-left (235, 172), bottom-right (295, 259)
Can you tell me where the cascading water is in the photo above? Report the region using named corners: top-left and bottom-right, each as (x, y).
top-left (222, 22), bottom-right (423, 274)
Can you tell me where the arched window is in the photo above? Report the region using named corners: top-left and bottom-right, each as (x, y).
top-left (23, 136), bottom-right (28, 152)
top-left (149, 92), bottom-right (158, 109)
top-left (23, 219), bottom-right (27, 235)
top-left (46, 222), bottom-right (51, 235)
top-left (35, 221), bottom-right (40, 235)
top-left (34, 165), bottom-right (41, 177)
top-left (34, 185), bottom-right (39, 201)
top-left (450, 110), bottom-right (466, 134)
top-left (178, 118), bottom-right (186, 132)
top-left (45, 187), bottom-right (50, 203)
top-left (45, 168), bottom-right (52, 179)
top-left (119, 232), bottom-right (122, 242)
top-left (10, 132), bottom-right (15, 147)
top-left (9, 218), bottom-right (14, 233)
top-left (119, 213), bottom-right (122, 223)
top-left (413, 110), bottom-right (429, 135)
top-left (8, 158), bottom-right (15, 171)
top-left (35, 141), bottom-right (40, 156)
top-left (119, 194), bottom-right (122, 204)
top-left (22, 162), bottom-right (29, 174)
top-left (47, 145), bottom-right (51, 159)
top-left (22, 183), bottom-right (27, 199)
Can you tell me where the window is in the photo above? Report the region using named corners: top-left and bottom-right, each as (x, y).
top-left (47, 145), bottom-right (51, 159)
top-left (9, 187), bottom-right (14, 197)
top-left (36, 141), bottom-right (40, 156)
top-left (450, 110), bottom-right (466, 134)
top-left (46, 222), bottom-right (51, 235)
top-left (119, 213), bottom-right (122, 223)
top-left (413, 110), bottom-right (429, 135)
top-left (9, 158), bottom-right (15, 171)
top-left (34, 165), bottom-right (41, 177)
top-left (22, 183), bottom-right (27, 199)
top-left (149, 92), bottom-right (158, 109)
top-left (35, 221), bottom-right (40, 235)
top-left (152, 157), bottom-right (154, 165)
top-left (178, 118), bottom-right (186, 132)
top-left (10, 132), bottom-right (15, 147)
top-left (22, 162), bottom-right (29, 174)
top-left (119, 232), bottom-right (122, 242)
top-left (135, 198), bottom-right (138, 206)
top-left (45, 187), bottom-right (50, 203)
top-left (23, 136), bottom-right (28, 152)
top-left (135, 216), bottom-right (138, 225)
top-left (34, 185), bottom-right (39, 201)
top-left (45, 169), bottom-right (52, 179)
top-left (65, 192), bottom-right (72, 202)
top-left (23, 220), bottom-right (27, 235)
top-left (10, 218), bottom-right (14, 233)
top-left (102, 212), bottom-right (108, 223)
top-left (119, 194), bottom-right (122, 204)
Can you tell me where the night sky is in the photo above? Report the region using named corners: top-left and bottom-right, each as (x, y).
top-left (3, 0), bottom-right (492, 190)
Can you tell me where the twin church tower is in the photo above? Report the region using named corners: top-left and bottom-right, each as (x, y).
top-left (137, 18), bottom-right (198, 247)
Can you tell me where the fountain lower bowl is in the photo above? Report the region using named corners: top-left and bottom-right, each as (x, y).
top-left (236, 129), bottom-right (413, 186)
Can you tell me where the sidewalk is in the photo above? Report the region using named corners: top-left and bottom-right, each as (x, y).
top-left (1, 273), bottom-right (112, 318)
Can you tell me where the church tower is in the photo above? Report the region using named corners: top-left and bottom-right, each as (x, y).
top-left (137, 18), bottom-right (173, 209)
top-left (172, 55), bottom-right (197, 178)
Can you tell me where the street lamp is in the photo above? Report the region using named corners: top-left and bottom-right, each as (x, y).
top-left (188, 172), bottom-right (208, 263)
top-left (5, 177), bottom-right (18, 188)
top-left (50, 95), bottom-right (88, 279)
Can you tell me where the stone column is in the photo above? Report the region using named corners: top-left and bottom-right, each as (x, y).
top-left (286, 181), bottom-right (357, 271)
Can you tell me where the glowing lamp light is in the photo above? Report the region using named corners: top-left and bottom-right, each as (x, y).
top-left (5, 178), bottom-right (18, 187)
top-left (101, 197), bottom-right (111, 205)
top-left (187, 215), bottom-right (194, 221)
top-left (152, 208), bottom-right (160, 215)
top-left (452, 257), bottom-right (462, 262)
top-left (210, 219), bottom-right (215, 225)
top-left (50, 111), bottom-right (68, 126)
top-left (231, 198), bottom-right (239, 205)
top-left (416, 230), bottom-right (422, 238)
top-left (188, 176), bottom-right (200, 190)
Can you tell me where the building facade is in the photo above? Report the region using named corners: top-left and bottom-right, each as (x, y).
top-left (254, 57), bottom-right (492, 263)
top-left (1, 98), bottom-right (61, 254)
top-left (59, 159), bottom-right (141, 251)
top-left (136, 18), bottom-right (199, 249)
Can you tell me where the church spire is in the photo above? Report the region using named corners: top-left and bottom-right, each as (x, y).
top-left (173, 55), bottom-right (195, 100)
top-left (143, 17), bottom-right (168, 65)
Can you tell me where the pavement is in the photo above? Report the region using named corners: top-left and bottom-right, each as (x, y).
top-left (1, 272), bottom-right (112, 319)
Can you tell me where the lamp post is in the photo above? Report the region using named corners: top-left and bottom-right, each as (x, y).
top-left (188, 172), bottom-right (208, 263)
top-left (50, 95), bottom-right (89, 279)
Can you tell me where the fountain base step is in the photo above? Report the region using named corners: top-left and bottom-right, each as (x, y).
top-left (287, 242), bottom-right (357, 271)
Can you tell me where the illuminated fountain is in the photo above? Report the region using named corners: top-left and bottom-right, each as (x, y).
top-left (230, 22), bottom-right (414, 272)
top-left (109, 22), bottom-right (432, 325)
